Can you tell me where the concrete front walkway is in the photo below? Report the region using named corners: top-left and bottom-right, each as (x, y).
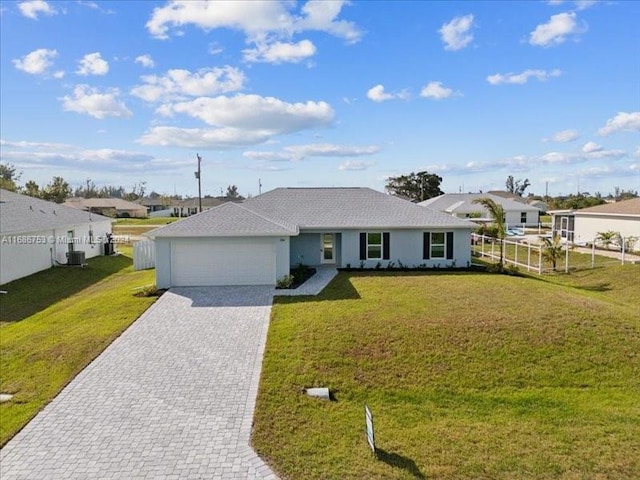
top-left (274, 265), bottom-right (338, 296)
top-left (1, 286), bottom-right (278, 480)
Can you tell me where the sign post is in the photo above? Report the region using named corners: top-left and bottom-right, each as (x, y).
top-left (364, 404), bottom-right (376, 456)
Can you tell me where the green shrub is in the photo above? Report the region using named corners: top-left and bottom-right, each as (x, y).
top-left (134, 284), bottom-right (161, 297)
top-left (276, 275), bottom-right (294, 289)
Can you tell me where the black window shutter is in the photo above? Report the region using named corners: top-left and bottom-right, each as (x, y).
top-left (446, 231), bottom-right (454, 260)
top-left (359, 232), bottom-right (367, 260)
top-left (423, 232), bottom-right (430, 259)
top-left (383, 232), bottom-right (390, 260)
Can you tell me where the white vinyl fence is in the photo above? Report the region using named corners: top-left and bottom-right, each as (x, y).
top-left (133, 240), bottom-right (155, 270)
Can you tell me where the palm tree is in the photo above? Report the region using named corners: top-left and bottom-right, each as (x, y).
top-left (542, 234), bottom-right (564, 271)
top-left (473, 197), bottom-right (506, 268)
top-left (596, 230), bottom-right (618, 250)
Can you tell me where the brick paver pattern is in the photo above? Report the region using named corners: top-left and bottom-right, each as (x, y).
top-left (1, 286), bottom-right (279, 479)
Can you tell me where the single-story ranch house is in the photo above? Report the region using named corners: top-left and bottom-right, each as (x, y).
top-left (550, 198), bottom-right (640, 249)
top-left (148, 187), bottom-right (476, 288)
top-left (419, 193), bottom-right (541, 227)
top-left (1, 189), bottom-right (112, 284)
top-left (64, 197), bottom-right (148, 218)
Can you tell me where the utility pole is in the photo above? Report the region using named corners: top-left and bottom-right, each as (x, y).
top-left (195, 153), bottom-right (202, 213)
top-left (258, 178), bottom-right (262, 195)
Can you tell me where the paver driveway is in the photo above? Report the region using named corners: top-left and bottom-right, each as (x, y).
top-left (1, 286), bottom-right (278, 479)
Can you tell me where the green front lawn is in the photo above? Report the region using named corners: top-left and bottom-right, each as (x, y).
top-left (253, 267), bottom-right (640, 479)
top-left (0, 250), bottom-right (157, 446)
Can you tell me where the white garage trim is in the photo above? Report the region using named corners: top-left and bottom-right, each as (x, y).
top-left (170, 238), bottom-right (277, 286)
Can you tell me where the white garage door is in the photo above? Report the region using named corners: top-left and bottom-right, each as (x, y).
top-left (171, 238), bottom-right (276, 286)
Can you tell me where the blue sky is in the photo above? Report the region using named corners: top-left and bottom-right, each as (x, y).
top-left (1, 0), bottom-right (638, 199)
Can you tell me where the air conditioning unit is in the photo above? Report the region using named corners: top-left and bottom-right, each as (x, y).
top-left (67, 250), bottom-right (86, 266)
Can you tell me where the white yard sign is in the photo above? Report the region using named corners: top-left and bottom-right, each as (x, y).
top-left (365, 404), bottom-right (375, 453)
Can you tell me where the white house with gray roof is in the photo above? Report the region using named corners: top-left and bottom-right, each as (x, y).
top-left (420, 193), bottom-right (541, 227)
top-left (148, 187), bottom-right (476, 288)
top-left (0, 189), bottom-right (113, 284)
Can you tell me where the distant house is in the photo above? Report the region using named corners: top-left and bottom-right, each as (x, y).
top-left (139, 197), bottom-right (173, 214)
top-left (1, 189), bottom-right (113, 284)
top-left (488, 191), bottom-right (548, 213)
top-left (148, 187), bottom-right (475, 288)
top-left (420, 193), bottom-right (541, 227)
top-left (64, 197), bottom-right (148, 218)
top-left (549, 198), bottom-right (640, 249)
top-left (173, 197), bottom-right (225, 217)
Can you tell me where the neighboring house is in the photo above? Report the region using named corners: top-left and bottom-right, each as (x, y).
top-left (488, 191), bottom-right (548, 213)
top-left (64, 197), bottom-right (147, 218)
top-left (148, 187), bottom-right (476, 288)
top-left (420, 193), bottom-right (541, 227)
top-left (550, 198), bottom-right (640, 249)
top-left (0, 189), bottom-right (112, 284)
top-left (173, 197), bottom-right (225, 217)
top-left (139, 197), bottom-right (174, 214)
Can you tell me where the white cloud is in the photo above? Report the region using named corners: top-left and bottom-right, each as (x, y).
top-left (137, 126), bottom-right (270, 149)
top-left (76, 52), bottom-right (109, 76)
top-left (0, 140), bottom-right (164, 172)
top-left (146, 0), bottom-right (361, 43)
top-left (582, 141), bottom-right (602, 153)
top-left (131, 66), bottom-right (245, 102)
top-left (208, 42), bottom-right (224, 55)
top-left (0, 139), bottom-right (75, 149)
top-left (548, 0), bottom-right (597, 8)
top-left (287, 143), bottom-right (379, 158)
top-left (338, 160), bottom-right (374, 171)
top-left (244, 143), bottom-right (380, 163)
top-left (597, 112), bottom-right (640, 136)
top-left (13, 48), bottom-right (58, 75)
top-left (61, 85), bottom-right (132, 119)
top-left (135, 54), bottom-right (155, 68)
top-left (367, 84), bottom-right (393, 102)
top-left (138, 94), bottom-right (334, 148)
top-left (635, 146), bottom-right (640, 158)
top-left (18, 0), bottom-right (56, 19)
top-left (366, 84), bottom-right (408, 102)
top-left (420, 81), bottom-right (454, 100)
top-left (53, 70), bottom-right (65, 79)
top-left (574, 1), bottom-right (597, 10)
top-left (243, 39), bottom-right (317, 64)
top-left (439, 14), bottom-right (474, 51)
top-left (487, 68), bottom-right (561, 85)
top-left (163, 94), bottom-right (334, 133)
top-left (529, 12), bottom-right (584, 47)
top-left (547, 129), bottom-right (580, 142)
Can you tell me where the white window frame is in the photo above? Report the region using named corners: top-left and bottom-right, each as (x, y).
top-left (366, 232), bottom-right (383, 260)
top-left (430, 232), bottom-right (446, 259)
top-left (520, 212), bottom-right (527, 223)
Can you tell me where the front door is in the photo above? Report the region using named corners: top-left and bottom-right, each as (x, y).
top-left (321, 233), bottom-right (334, 264)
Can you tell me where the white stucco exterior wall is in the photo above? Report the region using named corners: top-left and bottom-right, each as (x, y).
top-left (574, 215), bottom-right (640, 251)
top-left (340, 228), bottom-right (472, 269)
top-left (0, 220), bottom-right (112, 285)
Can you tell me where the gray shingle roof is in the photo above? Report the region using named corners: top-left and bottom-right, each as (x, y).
top-left (64, 197), bottom-right (147, 212)
top-left (0, 189), bottom-right (113, 235)
top-left (244, 187), bottom-right (475, 229)
top-left (148, 201), bottom-right (298, 238)
top-left (147, 187), bottom-right (475, 238)
top-left (420, 193), bottom-right (541, 214)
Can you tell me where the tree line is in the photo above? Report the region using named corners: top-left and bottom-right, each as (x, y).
top-left (0, 162), bottom-right (243, 204)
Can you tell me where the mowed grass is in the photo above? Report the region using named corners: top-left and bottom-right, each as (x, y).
top-left (253, 267), bottom-right (640, 479)
top-left (0, 249), bottom-right (157, 446)
top-left (473, 242), bottom-right (625, 271)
